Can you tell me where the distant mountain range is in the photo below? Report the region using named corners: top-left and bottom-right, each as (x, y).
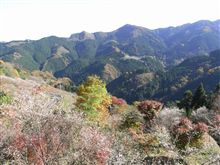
top-left (108, 49), bottom-right (220, 103)
top-left (0, 19), bottom-right (219, 103)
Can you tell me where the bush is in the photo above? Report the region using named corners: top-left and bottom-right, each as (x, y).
top-left (193, 122), bottom-right (208, 138)
top-left (112, 96), bottom-right (126, 106)
top-left (120, 107), bottom-right (144, 130)
top-left (0, 91), bottom-right (12, 105)
top-left (137, 100), bottom-right (163, 121)
top-left (172, 117), bottom-right (208, 149)
top-left (158, 107), bottom-right (183, 130)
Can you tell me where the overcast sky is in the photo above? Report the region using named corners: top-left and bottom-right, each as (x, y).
top-left (0, 0), bottom-right (220, 41)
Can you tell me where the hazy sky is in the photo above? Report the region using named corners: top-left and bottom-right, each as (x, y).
top-left (0, 0), bottom-right (220, 41)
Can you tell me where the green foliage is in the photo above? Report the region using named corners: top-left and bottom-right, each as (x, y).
top-left (75, 40), bottom-right (97, 58)
top-left (107, 70), bottom-right (161, 103)
top-left (214, 83), bottom-right (220, 93)
top-left (0, 21), bottom-right (219, 105)
top-left (192, 83), bottom-right (207, 109)
top-left (0, 62), bottom-right (20, 77)
top-left (177, 90), bottom-right (193, 117)
top-left (120, 107), bottom-right (144, 130)
top-left (76, 75), bottom-right (112, 124)
top-left (51, 77), bottom-right (76, 92)
top-left (206, 82), bottom-right (220, 109)
top-left (177, 82), bottom-right (220, 112)
top-left (0, 91), bottom-right (12, 105)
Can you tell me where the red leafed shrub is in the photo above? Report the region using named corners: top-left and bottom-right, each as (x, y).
top-left (174, 117), bottom-right (193, 135)
top-left (96, 150), bottom-right (110, 165)
top-left (9, 133), bottom-right (45, 165)
top-left (80, 127), bottom-right (112, 165)
top-left (137, 100), bottom-right (163, 121)
top-left (112, 96), bottom-right (126, 106)
top-left (7, 116), bottom-right (69, 165)
top-left (193, 122), bottom-right (208, 138)
top-left (172, 117), bottom-right (208, 149)
top-left (11, 134), bottom-right (27, 151)
top-left (27, 135), bottom-right (47, 165)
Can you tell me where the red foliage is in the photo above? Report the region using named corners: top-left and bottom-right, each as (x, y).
top-left (11, 133), bottom-right (47, 165)
top-left (179, 118), bottom-right (193, 129)
top-left (10, 130), bottom-right (65, 165)
top-left (137, 100), bottom-right (163, 120)
top-left (96, 150), bottom-right (110, 165)
top-left (172, 117), bottom-right (209, 148)
top-left (80, 127), bottom-right (112, 164)
top-left (194, 122), bottom-right (208, 133)
top-left (112, 96), bottom-right (126, 106)
top-left (11, 134), bottom-right (27, 151)
top-left (27, 134), bottom-right (47, 165)
top-left (173, 118), bottom-right (208, 136)
top-left (173, 117), bottom-right (193, 135)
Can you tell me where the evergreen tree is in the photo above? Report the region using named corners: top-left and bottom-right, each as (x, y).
top-left (177, 90), bottom-right (193, 117)
top-left (214, 83), bottom-right (220, 94)
top-left (207, 82), bottom-right (220, 108)
top-left (192, 83), bottom-right (207, 109)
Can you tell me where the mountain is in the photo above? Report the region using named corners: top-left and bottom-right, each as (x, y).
top-left (157, 49), bottom-right (220, 101)
top-left (107, 49), bottom-right (220, 103)
top-left (155, 20), bottom-right (220, 64)
top-left (0, 20), bottom-right (219, 103)
top-left (0, 20), bottom-right (219, 72)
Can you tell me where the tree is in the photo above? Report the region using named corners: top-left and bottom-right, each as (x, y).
top-left (204, 83), bottom-right (220, 109)
top-left (177, 90), bottom-right (193, 117)
top-left (76, 75), bottom-right (112, 124)
top-left (192, 83), bottom-right (207, 109)
top-left (214, 83), bottom-right (220, 94)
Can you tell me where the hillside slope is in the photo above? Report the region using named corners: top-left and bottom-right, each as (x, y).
top-left (107, 49), bottom-right (220, 103)
top-left (1, 75), bottom-right (220, 164)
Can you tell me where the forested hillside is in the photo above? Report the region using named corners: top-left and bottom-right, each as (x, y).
top-left (0, 20), bottom-right (219, 103)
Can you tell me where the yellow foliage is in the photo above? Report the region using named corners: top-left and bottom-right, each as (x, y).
top-left (76, 75), bottom-right (112, 125)
top-left (0, 60), bottom-right (5, 65)
top-left (13, 69), bottom-right (19, 77)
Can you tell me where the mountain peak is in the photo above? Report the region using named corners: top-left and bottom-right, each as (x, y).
top-left (69, 31), bottom-right (95, 41)
top-left (113, 24), bottom-right (151, 40)
top-left (117, 24), bottom-right (146, 31)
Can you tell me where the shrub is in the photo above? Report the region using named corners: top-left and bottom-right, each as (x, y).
top-left (172, 117), bottom-right (193, 149)
top-left (109, 96), bottom-right (127, 115)
top-left (79, 127), bottom-right (112, 165)
top-left (120, 107), bottom-right (144, 130)
top-left (51, 77), bottom-right (76, 92)
top-left (158, 107), bottom-right (183, 130)
top-left (0, 61), bottom-right (21, 78)
top-left (0, 91), bottom-right (12, 105)
top-left (172, 117), bottom-right (208, 149)
top-left (112, 96), bottom-right (126, 106)
top-left (137, 100), bottom-right (163, 121)
top-left (193, 122), bottom-right (208, 138)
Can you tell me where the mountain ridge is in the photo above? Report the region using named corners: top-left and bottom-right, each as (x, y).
top-left (2, 19), bottom-right (219, 42)
top-left (0, 19), bottom-right (219, 103)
